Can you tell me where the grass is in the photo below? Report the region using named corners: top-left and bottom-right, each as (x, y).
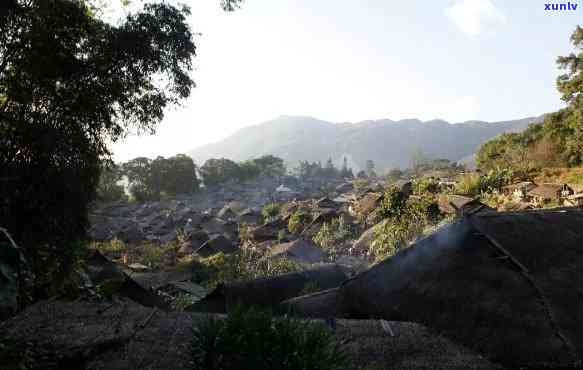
top-left (193, 249), bottom-right (301, 288)
top-left (191, 307), bottom-right (348, 370)
top-left (139, 242), bottom-right (177, 269)
top-left (90, 238), bottom-right (126, 255)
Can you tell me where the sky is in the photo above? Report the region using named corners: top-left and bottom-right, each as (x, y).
top-left (111, 0), bottom-right (582, 161)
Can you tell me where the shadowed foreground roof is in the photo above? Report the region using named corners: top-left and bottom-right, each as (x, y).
top-left (338, 208), bottom-right (583, 368)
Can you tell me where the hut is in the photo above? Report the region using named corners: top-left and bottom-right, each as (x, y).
top-left (438, 195), bottom-right (493, 217)
top-left (501, 181), bottom-right (536, 202)
top-left (186, 264), bottom-right (349, 313)
top-left (269, 238), bottom-right (325, 264)
top-left (194, 235), bottom-right (237, 257)
top-left (527, 183), bottom-right (570, 207)
top-left (336, 208), bottom-right (583, 367)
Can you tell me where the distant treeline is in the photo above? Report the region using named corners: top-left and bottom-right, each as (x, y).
top-left (99, 154), bottom-right (287, 202)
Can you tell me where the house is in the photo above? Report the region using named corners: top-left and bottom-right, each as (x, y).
top-left (564, 193), bottom-right (583, 207)
top-left (335, 207), bottom-right (583, 367)
top-left (501, 181), bottom-right (536, 202)
top-left (527, 183), bottom-right (572, 207)
top-left (438, 195), bottom-right (494, 217)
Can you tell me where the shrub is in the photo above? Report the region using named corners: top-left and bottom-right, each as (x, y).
top-left (261, 203), bottom-right (280, 223)
top-left (313, 216), bottom-right (355, 260)
top-left (288, 210), bottom-right (311, 234)
top-left (140, 243), bottom-right (176, 269)
top-left (191, 307), bottom-right (348, 370)
top-left (196, 250), bottom-right (301, 288)
top-left (371, 190), bottom-right (440, 260)
top-left (455, 168), bottom-right (512, 196)
top-left (90, 238), bottom-right (126, 256)
top-left (413, 177), bottom-right (439, 195)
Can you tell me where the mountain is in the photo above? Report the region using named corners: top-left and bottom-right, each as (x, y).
top-left (189, 115), bottom-right (543, 172)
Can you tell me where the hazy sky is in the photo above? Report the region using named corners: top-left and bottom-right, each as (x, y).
top-left (111, 0), bottom-right (581, 161)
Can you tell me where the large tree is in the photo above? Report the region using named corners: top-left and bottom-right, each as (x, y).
top-left (0, 0), bottom-right (196, 289)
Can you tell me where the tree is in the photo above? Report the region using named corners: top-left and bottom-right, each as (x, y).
top-left (252, 155), bottom-right (286, 178)
top-left (122, 157), bottom-right (157, 201)
top-left (165, 154), bottom-right (199, 195)
top-left (200, 158), bottom-right (241, 187)
top-left (557, 26), bottom-right (583, 113)
top-left (96, 161), bottom-right (126, 203)
top-left (324, 157), bottom-right (337, 178)
top-left (238, 160), bottom-right (261, 181)
top-left (365, 160), bottom-right (376, 178)
top-left (0, 0), bottom-right (196, 289)
top-left (340, 156), bottom-right (353, 178)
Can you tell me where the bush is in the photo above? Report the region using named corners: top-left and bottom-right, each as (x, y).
top-left (455, 168), bottom-right (512, 196)
top-left (261, 203), bottom-right (280, 223)
top-left (413, 177), bottom-right (439, 195)
top-left (371, 188), bottom-right (441, 260)
top-left (288, 210), bottom-right (311, 234)
top-left (313, 216), bottom-right (355, 260)
top-left (191, 307), bottom-right (348, 370)
top-left (196, 250), bottom-right (301, 288)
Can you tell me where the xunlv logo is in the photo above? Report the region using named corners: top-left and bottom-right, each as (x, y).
top-left (544, 2), bottom-right (579, 10)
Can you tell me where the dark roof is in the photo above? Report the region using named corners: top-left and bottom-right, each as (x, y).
top-left (187, 264), bottom-right (348, 313)
top-left (438, 195), bottom-right (491, 215)
top-left (338, 208), bottom-right (583, 367)
top-left (269, 238), bottom-right (325, 264)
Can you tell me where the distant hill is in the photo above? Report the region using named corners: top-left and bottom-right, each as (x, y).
top-left (189, 115), bottom-right (543, 172)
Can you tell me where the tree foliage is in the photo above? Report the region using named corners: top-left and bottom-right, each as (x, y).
top-left (96, 161), bottom-right (127, 203)
top-left (121, 154), bottom-right (199, 201)
top-left (476, 26), bottom-right (583, 172)
top-left (200, 155), bottom-right (286, 187)
top-left (0, 0), bottom-right (195, 289)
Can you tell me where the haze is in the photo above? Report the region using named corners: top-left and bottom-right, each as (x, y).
top-left (112, 0), bottom-right (581, 161)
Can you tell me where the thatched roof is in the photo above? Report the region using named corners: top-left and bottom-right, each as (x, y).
top-left (269, 238), bottom-right (325, 264)
top-left (527, 183), bottom-right (563, 199)
top-left (194, 235), bottom-right (237, 257)
top-left (187, 264), bottom-right (349, 313)
top-left (438, 195), bottom-right (492, 215)
top-left (337, 208), bottom-right (583, 367)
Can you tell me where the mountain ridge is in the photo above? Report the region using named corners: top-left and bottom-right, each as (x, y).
top-left (189, 115), bottom-right (544, 172)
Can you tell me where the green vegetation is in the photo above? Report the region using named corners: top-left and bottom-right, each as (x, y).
top-left (200, 155), bottom-right (286, 187)
top-left (413, 177), bottom-right (440, 195)
top-left (191, 307), bottom-right (348, 370)
top-left (288, 210), bottom-right (311, 234)
top-left (0, 0), bottom-right (195, 294)
top-left (261, 203), bottom-right (281, 223)
top-left (90, 238), bottom-right (127, 255)
top-left (313, 216), bottom-right (355, 260)
top-left (293, 157), bottom-right (354, 180)
top-left (476, 26), bottom-right (583, 174)
top-left (371, 187), bottom-right (441, 260)
top-left (97, 162), bottom-right (128, 203)
top-left (454, 168), bottom-right (512, 196)
top-left (140, 243), bottom-right (177, 269)
top-left (195, 250), bottom-right (301, 288)
top-left (122, 154), bottom-right (199, 202)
